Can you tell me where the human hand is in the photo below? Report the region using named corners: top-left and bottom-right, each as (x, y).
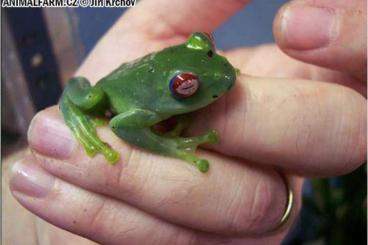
top-left (9, 0), bottom-right (366, 245)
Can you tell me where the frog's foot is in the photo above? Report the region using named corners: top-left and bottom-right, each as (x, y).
top-left (176, 129), bottom-right (219, 152)
top-left (76, 124), bottom-right (119, 163)
top-left (193, 159), bottom-right (210, 173)
top-left (60, 96), bottom-right (119, 164)
top-left (171, 129), bottom-right (219, 173)
top-left (176, 151), bottom-right (210, 173)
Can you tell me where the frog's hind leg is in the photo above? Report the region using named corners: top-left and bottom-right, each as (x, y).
top-left (65, 77), bottom-right (106, 111)
top-left (59, 77), bottom-right (119, 163)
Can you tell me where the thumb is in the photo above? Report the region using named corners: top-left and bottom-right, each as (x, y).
top-left (273, 0), bottom-right (367, 81)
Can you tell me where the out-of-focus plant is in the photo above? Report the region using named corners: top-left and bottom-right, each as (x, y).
top-left (301, 163), bottom-right (367, 245)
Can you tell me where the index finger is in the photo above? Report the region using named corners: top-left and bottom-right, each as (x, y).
top-left (189, 75), bottom-right (367, 177)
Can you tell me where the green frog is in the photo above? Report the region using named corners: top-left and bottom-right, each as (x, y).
top-left (59, 32), bottom-right (236, 173)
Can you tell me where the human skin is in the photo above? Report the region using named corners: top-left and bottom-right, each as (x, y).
top-left (5, 0), bottom-right (366, 244)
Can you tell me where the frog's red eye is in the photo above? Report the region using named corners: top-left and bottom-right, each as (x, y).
top-left (169, 73), bottom-right (200, 98)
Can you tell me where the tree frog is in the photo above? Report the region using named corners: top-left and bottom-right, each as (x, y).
top-left (59, 32), bottom-right (236, 173)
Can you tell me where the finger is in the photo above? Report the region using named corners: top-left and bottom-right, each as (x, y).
top-left (273, 0), bottom-right (367, 81)
top-left (10, 157), bottom-right (297, 245)
top-left (223, 45), bottom-right (367, 96)
top-left (9, 157), bottom-right (223, 245)
top-left (123, 0), bottom-right (250, 39)
top-left (27, 107), bottom-right (292, 236)
top-left (190, 75), bottom-right (367, 176)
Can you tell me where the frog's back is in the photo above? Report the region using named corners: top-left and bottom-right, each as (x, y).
top-left (96, 53), bottom-right (158, 113)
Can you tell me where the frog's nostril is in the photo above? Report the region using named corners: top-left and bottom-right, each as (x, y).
top-left (212, 94), bottom-right (218, 99)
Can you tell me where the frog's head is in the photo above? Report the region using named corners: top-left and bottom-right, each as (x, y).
top-left (156, 32), bottom-right (237, 115)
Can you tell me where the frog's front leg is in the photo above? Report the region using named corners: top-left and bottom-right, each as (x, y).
top-left (160, 115), bottom-right (219, 151)
top-left (59, 77), bottom-right (119, 163)
top-left (110, 109), bottom-right (213, 172)
top-left (175, 129), bottom-right (219, 152)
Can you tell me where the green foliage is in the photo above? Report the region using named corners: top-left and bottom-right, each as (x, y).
top-left (304, 164), bottom-right (367, 245)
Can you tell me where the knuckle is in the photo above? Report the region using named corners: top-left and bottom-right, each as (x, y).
top-left (81, 198), bottom-right (116, 243)
top-left (226, 174), bottom-right (286, 235)
top-left (116, 148), bottom-right (156, 199)
top-left (87, 198), bottom-right (107, 231)
top-left (336, 89), bottom-right (367, 174)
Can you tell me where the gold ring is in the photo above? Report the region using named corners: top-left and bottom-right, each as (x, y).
top-left (272, 176), bottom-right (294, 232)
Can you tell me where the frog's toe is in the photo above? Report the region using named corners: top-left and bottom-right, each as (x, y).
top-left (104, 149), bottom-right (120, 164)
top-left (194, 159), bottom-right (209, 173)
top-left (84, 143), bottom-right (97, 157)
top-left (206, 129), bottom-right (219, 144)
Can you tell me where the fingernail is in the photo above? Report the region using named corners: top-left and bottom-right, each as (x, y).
top-left (10, 160), bottom-right (55, 198)
top-left (28, 113), bottom-right (76, 159)
top-left (281, 5), bottom-right (338, 50)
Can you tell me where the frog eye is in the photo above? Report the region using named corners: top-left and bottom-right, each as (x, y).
top-left (203, 32), bottom-right (215, 48)
top-left (186, 32), bottom-right (215, 51)
top-left (169, 73), bottom-right (200, 98)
